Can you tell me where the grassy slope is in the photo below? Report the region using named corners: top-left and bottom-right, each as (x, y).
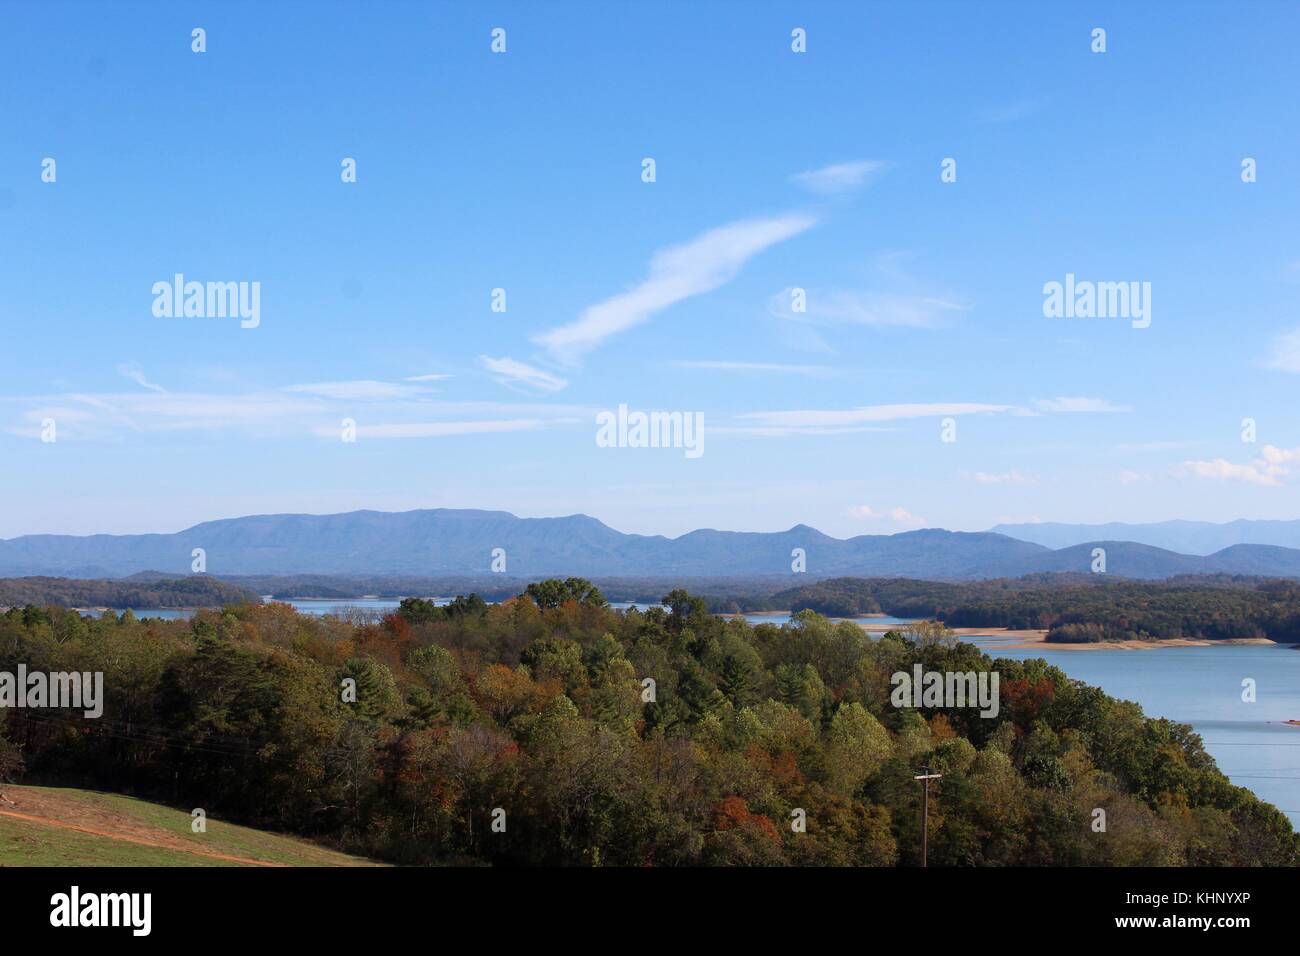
top-left (0, 786), bottom-right (381, 867)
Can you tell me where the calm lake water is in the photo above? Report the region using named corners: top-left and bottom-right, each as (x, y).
top-left (727, 612), bottom-right (917, 627)
top-left (285, 598), bottom-right (411, 616)
top-left (965, 636), bottom-right (1300, 828)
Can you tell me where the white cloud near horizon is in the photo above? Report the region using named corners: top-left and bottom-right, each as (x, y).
top-left (478, 356), bottom-right (569, 393)
top-left (1178, 445), bottom-right (1300, 486)
top-left (789, 160), bottom-right (887, 195)
top-left (849, 505), bottom-right (927, 525)
top-left (534, 214), bottom-right (816, 363)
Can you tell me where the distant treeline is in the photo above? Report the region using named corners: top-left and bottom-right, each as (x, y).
top-left (0, 576), bottom-right (259, 609)
top-left (707, 575), bottom-right (1300, 643)
top-left (217, 574), bottom-right (786, 604)
top-left (10, 571), bottom-right (1299, 645)
top-left (2, 580), bottom-right (1294, 866)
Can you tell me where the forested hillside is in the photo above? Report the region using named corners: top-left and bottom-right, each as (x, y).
top-left (1, 583), bottom-right (1294, 866)
top-left (0, 576), bottom-right (259, 610)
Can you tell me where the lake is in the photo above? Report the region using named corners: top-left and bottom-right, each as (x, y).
top-left (732, 612), bottom-right (917, 627)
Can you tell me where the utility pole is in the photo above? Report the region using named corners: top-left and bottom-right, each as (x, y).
top-left (913, 768), bottom-right (942, 867)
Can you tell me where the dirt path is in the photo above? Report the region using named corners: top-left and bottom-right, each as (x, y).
top-left (0, 790), bottom-right (285, 866)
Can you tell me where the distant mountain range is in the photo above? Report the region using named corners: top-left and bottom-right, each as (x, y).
top-left (5, 509), bottom-right (1300, 580)
top-left (991, 519), bottom-right (1300, 555)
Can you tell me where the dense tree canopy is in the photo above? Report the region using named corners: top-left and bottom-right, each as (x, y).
top-left (0, 584), bottom-right (1294, 866)
top-left (0, 575), bottom-right (258, 609)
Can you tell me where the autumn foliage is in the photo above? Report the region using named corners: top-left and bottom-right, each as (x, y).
top-left (0, 587), bottom-right (1294, 867)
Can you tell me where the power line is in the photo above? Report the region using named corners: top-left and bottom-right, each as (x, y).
top-left (913, 768), bottom-right (942, 868)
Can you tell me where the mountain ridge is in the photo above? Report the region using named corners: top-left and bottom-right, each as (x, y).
top-left (991, 518), bottom-right (1300, 555)
top-left (5, 508), bottom-right (1300, 580)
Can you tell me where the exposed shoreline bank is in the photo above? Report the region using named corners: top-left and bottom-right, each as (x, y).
top-left (855, 621), bottom-right (1284, 651)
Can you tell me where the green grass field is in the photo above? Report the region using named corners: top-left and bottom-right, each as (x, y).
top-left (0, 785), bottom-right (381, 867)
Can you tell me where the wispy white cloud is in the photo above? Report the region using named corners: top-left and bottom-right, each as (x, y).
top-left (670, 360), bottom-right (836, 376)
top-left (1032, 396), bottom-right (1131, 414)
top-left (738, 402), bottom-right (1016, 431)
top-left (283, 380), bottom-right (432, 401)
top-left (1178, 445), bottom-right (1300, 486)
top-left (974, 96), bottom-right (1048, 124)
top-left (714, 424), bottom-right (897, 437)
top-left (535, 214), bottom-right (816, 363)
top-left (6, 384), bottom-right (589, 442)
top-left (309, 419), bottom-right (552, 440)
top-left (10, 391), bottom-right (323, 438)
top-left (478, 356), bottom-right (568, 394)
top-left (969, 470), bottom-right (1035, 485)
top-left (789, 160), bottom-right (887, 195)
top-left (1265, 327), bottom-right (1300, 372)
top-left (116, 363), bottom-right (166, 393)
top-left (1113, 440), bottom-right (1201, 453)
top-left (404, 373), bottom-right (453, 383)
top-left (1117, 470), bottom-right (1153, 484)
top-left (770, 286), bottom-right (967, 329)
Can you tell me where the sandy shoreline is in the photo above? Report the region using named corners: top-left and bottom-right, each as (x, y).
top-left (855, 621), bottom-right (1282, 651)
top-left (736, 613), bottom-right (1287, 652)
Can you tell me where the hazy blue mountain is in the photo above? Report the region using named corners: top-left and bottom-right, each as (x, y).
top-left (1202, 543), bottom-right (1300, 577)
top-left (990, 519), bottom-right (1300, 555)
top-left (1013, 541), bottom-right (1220, 578)
top-left (3, 509), bottom-right (1300, 580)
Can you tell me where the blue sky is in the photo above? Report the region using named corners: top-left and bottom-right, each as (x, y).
top-left (3, 0), bottom-right (1299, 540)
